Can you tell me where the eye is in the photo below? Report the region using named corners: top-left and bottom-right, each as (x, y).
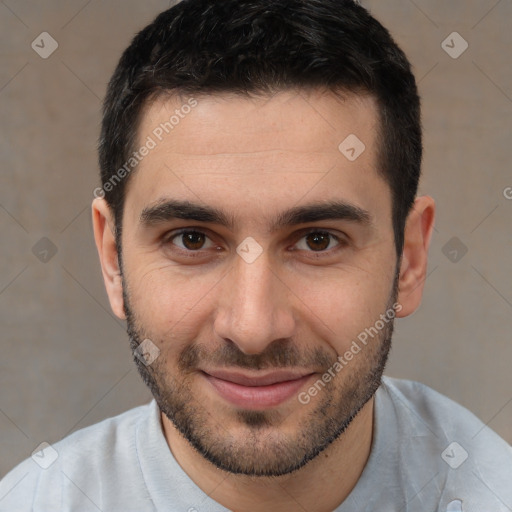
top-left (166, 230), bottom-right (216, 251)
top-left (294, 230), bottom-right (344, 253)
top-left (163, 228), bottom-right (347, 258)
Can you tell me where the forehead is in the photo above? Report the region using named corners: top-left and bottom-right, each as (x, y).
top-left (124, 89), bottom-right (390, 230)
top-left (139, 88), bottom-right (378, 156)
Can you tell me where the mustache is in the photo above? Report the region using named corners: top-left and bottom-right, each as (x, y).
top-left (177, 340), bottom-right (335, 372)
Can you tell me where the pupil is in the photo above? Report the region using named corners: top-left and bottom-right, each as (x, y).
top-left (307, 232), bottom-right (329, 251)
top-left (184, 232), bottom-right (205, 250)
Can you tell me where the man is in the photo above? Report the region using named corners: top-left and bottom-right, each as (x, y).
top-left (1, 0), bottom-right (511, 510)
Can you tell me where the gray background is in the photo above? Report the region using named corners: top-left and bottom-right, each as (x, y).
top-left (1, 0), bottom-right (511, 478)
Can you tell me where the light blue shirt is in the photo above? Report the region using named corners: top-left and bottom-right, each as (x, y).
top-left (1, 377), bottom-right (511, 511)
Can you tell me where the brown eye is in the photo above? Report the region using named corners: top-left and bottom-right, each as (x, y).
top-left (181, 232), bottom-right (206, 250)
top-left (168, 230), bottom-right (215, 251)
top-left (294, 230), bottom-right (342, 253)
top-left (305, 232), bottom-right (331, 251)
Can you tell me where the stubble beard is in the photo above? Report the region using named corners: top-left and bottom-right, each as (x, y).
top-left (123, 274), bottom-right (397, 477)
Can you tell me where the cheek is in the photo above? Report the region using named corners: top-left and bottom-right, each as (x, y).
top-left (124, 260), bottom-right (223, 341)
top-left (290, 266), bottom-right (393, 352)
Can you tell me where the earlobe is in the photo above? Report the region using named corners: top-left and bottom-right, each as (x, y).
top-left (396, 196), bottom-right (436, 318)
top-left (91, 198), bottom-right (126, 319)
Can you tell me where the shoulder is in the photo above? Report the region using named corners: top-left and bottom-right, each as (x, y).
top-left (380, 376), bottom-right (509, 442)
top-left (379, 376), bottom-right (512, 508)
top-left (379, 376), bottom-right (484, 427)
top-left (0, 401), bottom-right (155, 511)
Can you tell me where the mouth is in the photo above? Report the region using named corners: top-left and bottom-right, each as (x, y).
top-left (200, 369), bottom-right (316, 409)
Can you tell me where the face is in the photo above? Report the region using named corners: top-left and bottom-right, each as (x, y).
top-left (117, 89), bottom-right (399, 476)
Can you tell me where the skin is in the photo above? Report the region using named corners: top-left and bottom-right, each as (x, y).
top-left (93, 88), bottom-right (435, 511)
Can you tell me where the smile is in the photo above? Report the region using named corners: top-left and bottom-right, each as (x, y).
top-left (201, 370), bottom-right (316, 409)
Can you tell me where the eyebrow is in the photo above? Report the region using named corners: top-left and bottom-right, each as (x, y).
top-left (139, 199), bottom-right (373, 233)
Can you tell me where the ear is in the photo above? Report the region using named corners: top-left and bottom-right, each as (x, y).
top-left (92, 198), bottom-right (126, 319)
top-left (396, 195), bottom-right (436, 318)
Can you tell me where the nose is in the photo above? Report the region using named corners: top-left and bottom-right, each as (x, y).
top-left (213, 245), bottom-right (296, 355)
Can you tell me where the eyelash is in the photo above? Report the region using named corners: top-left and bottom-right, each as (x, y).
top-left (163, 228), bottom-right (347, 258)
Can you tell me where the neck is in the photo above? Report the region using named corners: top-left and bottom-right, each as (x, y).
top-left (161, 397), bottom-right (374, 512)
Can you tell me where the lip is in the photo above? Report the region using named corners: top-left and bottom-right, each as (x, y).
top-left (201, 370), bottom-right (315, 409)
